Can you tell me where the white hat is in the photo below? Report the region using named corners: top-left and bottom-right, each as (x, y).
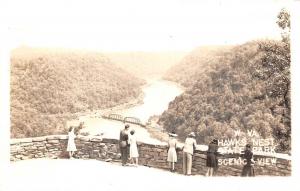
top-left (168, 132), bottom-right (178, 137)
top-left (189, 132), bottom-right (196, 137)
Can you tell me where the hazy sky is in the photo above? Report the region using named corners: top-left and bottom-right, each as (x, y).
top-left (8, 0), bottom-right (291, 51)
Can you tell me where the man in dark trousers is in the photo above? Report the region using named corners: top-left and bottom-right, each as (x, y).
top-left (119, 124), bottom-right (130, 166)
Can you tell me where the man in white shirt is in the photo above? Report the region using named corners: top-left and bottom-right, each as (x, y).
top-left (182, 132), bottom-right (197, 175)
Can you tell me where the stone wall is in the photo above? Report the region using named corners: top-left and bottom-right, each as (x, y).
top-left (10, 135), bottom-right (291, 176)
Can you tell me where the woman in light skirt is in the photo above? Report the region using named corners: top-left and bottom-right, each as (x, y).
top-left (128, 130), bottom-right (139, 166)
top-left (167, 131), bottom-right (178, 172)
top-left (67, 126), bottom-right (77, 159)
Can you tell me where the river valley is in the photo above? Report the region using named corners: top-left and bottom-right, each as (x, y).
top-left (72, 79), bottom-right (184, 144)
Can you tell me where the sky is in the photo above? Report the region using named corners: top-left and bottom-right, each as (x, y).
top-left (7, 0), bottom-right (291, 51)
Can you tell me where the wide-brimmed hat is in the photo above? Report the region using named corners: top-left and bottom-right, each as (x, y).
top-left (168, 132), bottom-right (178, 137)
top-left (188, 132), bottom-right (196, 137)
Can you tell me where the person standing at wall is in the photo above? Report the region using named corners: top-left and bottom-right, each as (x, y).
top-left (167, 131), bottom-right (178, 172)
top-left (182, 132), bottom-right (197, 175)
top-left (75, 121), bottom-right (85, 135)
top-left (119, 124), bottom-right (130, 166)
top-left (67, 126), bottom-right (77, 159)
top-left (241, 144), bottom-right (255, 177)
top-left (128, 129), bottom-right (139, 166)
top-left (206, 138), bottom-right (218, 176)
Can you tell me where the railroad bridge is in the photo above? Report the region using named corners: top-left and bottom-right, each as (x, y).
top-left (102, 113), bottom-right (145, 127)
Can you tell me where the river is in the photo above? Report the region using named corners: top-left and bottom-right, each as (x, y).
top-left (77, 79), bottom-right (184, 144)
top-left (118, 79), bottom-right (184, 123)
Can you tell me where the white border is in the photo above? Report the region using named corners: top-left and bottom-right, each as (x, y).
top-left (1, 1), bottom-right (300, 191)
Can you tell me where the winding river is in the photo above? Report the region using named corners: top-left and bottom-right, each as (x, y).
top-left (77, 79), bottom-right (184, 144)
top-left (118, 79), bottom-right (184, 123)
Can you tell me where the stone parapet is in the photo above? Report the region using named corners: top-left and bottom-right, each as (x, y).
top-left (10, 135), bottom-right (291, 176)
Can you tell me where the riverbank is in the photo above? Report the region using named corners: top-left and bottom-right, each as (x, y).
top-left (69, 79), bottom-right (185, 124)
top-left (67, 88), bottom-right (145, 125)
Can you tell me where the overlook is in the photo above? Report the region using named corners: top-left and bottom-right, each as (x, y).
top-left (5, 2), bottom-right (294, 191)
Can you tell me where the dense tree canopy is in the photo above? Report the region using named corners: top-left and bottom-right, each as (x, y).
top-left (160, 39), bottom-right (290, 151)
top-left (11, 47), bottom-right (145, 138)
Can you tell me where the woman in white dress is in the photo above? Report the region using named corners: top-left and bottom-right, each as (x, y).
top-left (128, 130), bottom-right (139, 166)
top-left (167, 132), bottom-right (178, 172)
top-left (67, 126), bottom-right (77, 159)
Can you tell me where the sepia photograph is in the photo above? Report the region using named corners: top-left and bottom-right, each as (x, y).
top-left (1, 0), bottom-right (300, 190)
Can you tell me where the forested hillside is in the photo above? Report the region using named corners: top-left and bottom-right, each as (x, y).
top-left (159, 39), bottom-right (290, 151)
top-left (10, 48), bottom-right (145, 138)
top-left (106, 52), bottom-right (187, 79)
top-left (163, 46), bottom-right (233, 87)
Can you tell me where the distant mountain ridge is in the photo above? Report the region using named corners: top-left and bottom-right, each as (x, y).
top-left (106, 51), bottom-right (187, 79)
